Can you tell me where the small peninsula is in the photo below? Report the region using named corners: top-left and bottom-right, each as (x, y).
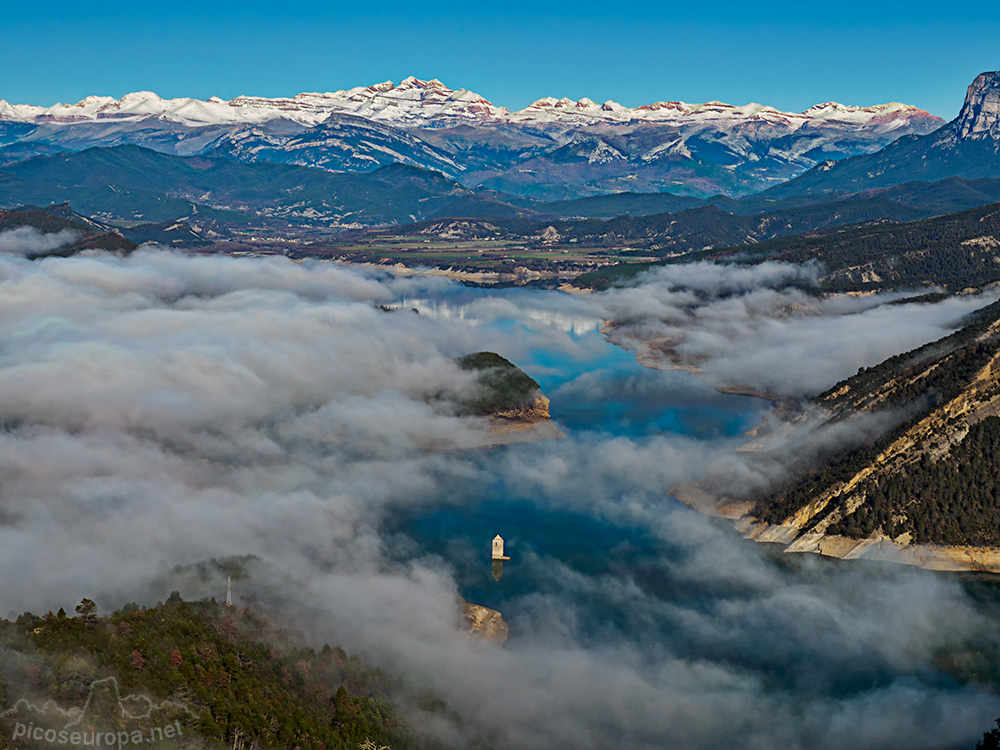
top-left (456, 351), bottom-right (563, 445)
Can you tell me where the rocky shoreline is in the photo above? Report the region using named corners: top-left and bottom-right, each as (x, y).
top-left (670, 483), bottom-right (1000, 573)
top-left (485, 394), bottom-right (565, 445)
top-left (459, 598), bottom-right (509, 644)
top-left (632, 338), bottom-right (1000, 575)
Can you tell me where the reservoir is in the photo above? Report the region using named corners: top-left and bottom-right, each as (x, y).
top-left (383, 282), bottom-right (1000, 744)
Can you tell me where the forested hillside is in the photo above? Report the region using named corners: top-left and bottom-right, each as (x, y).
top-left (711, 201), bottom-right (1000, 291)
top-left (580, 200), bottom-right (1000, 292)
top-left (0, 596), bottom-right (466, 750)
top-left (747, 298), bottom-right (1000, 548)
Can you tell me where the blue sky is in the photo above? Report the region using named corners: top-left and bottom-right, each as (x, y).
top-left (2, 1), bottom-right (999, 117)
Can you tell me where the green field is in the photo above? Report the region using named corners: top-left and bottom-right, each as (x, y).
top-left (291, 236), bottom-right (658, 275)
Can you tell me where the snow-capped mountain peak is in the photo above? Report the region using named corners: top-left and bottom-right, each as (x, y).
top-left (0, 79), bottom-right (941, 134)
top-left (0, 78), bottom-right (949, 200)
top-left (0, 80), bottom-right (511, 127)
top-left (509, 95), bottom-right (939, 130)
top-left (396, 76), bottom-right (447, 90)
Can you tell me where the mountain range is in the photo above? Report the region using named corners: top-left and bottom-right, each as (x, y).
top-left (763, 72), bottom-right (1000, 197)
top-left (1, 70), bottom-right (1000, 276)
top-left (0, 77), bottom-right (943, 199)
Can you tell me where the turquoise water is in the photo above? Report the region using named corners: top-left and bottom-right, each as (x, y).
top-left (383, 285), bottom-right (1000, 741)
top-left (389, 286), bottom-right (771, 640)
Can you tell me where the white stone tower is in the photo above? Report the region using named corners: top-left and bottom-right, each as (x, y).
top-left (226, 576), bottom-right (233, 608)
top-left (492, 535), bottom-right (510, 561)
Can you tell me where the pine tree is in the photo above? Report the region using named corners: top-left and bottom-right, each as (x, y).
top-left (75, 599), bottom-right (98, 628)
top-left (978, 718), bottom-right (1000, 750)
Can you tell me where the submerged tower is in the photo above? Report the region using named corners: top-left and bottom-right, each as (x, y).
top-left (492, 535), bottom-right (510, 561)
top-left (491, 535), bottom-right (509, 582)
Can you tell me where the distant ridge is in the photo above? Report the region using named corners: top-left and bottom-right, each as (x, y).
top-left (0, 78), bottom-right (944, 199)
top-left (0, 77), bottom-right (942, 129)
top-left (764, 71), bottom-right (1000, 198)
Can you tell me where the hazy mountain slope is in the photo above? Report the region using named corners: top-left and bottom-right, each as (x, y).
top-left (541, 190), bottom-right (710, 218)
top-left (535, 176), bottom-right (1000, 220)
top-left (469, 131), bottom-right (749, 199)
top-left (396, 193), bottom-right (932, 248)
top-left (0, 204), bottom-right (137, 255)
top-left (574, 196), bottom-right (1000, 291)
top-left (206, 112), bottom-right (463, 176)
top-left (541, 198), bottom-right (920, 250)
top-left (0, 146), bottom-right (480, 226)
top-left (832, 177), bottom-right (1000, 217)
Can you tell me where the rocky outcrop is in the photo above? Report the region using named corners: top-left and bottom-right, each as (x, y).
top-left (459, 598), bottom-right (508, 645)
top-left (485, 394), bottom-right (564, 445)
top-left (487, 393), bottom-right (565, 444)
top-left (952, 72), bottom-right (1000, 142)
top-left (491, 393), bottom-right (551, 423)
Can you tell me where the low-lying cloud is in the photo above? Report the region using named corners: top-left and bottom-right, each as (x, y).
top-left (0, 250), bottom-right (998, 749)
top-left (0, 227), bottom-right (79, 255)
top-left (600, 261), bottom-right (998, 396)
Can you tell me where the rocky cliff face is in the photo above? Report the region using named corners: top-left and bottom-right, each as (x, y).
top-left (491, 393), bottom-right (551, 423)
top-left (951, 71), bottom-right (1000, 142)
top-left (485, 393), bottom-right (563, 446)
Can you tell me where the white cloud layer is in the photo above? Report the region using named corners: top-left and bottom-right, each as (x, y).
top-left (0, 250), bottom-right (997, 749)
top-left (0, 227), bottom-right (79, 255)
top-left (600, 261), bottom-right (998, 396)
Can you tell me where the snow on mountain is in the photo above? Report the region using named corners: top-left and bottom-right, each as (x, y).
top-left (0, 78), bottom-right (942, 132)
top-left (0, 78), bottom-right (509, 127)
top-left (210, 112), bottom-right (462, 176)
top-left (761, 71), bottom-right (1000, 198)
top-left (0, 78), bottom-right (948, 199)
top-left (508, 95), bottom-right (940, 133)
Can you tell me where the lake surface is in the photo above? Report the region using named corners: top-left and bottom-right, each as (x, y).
top-left (390, 286), bottom-right (773, 640)
top-left (386, 284), bottom-right (1000, 742)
